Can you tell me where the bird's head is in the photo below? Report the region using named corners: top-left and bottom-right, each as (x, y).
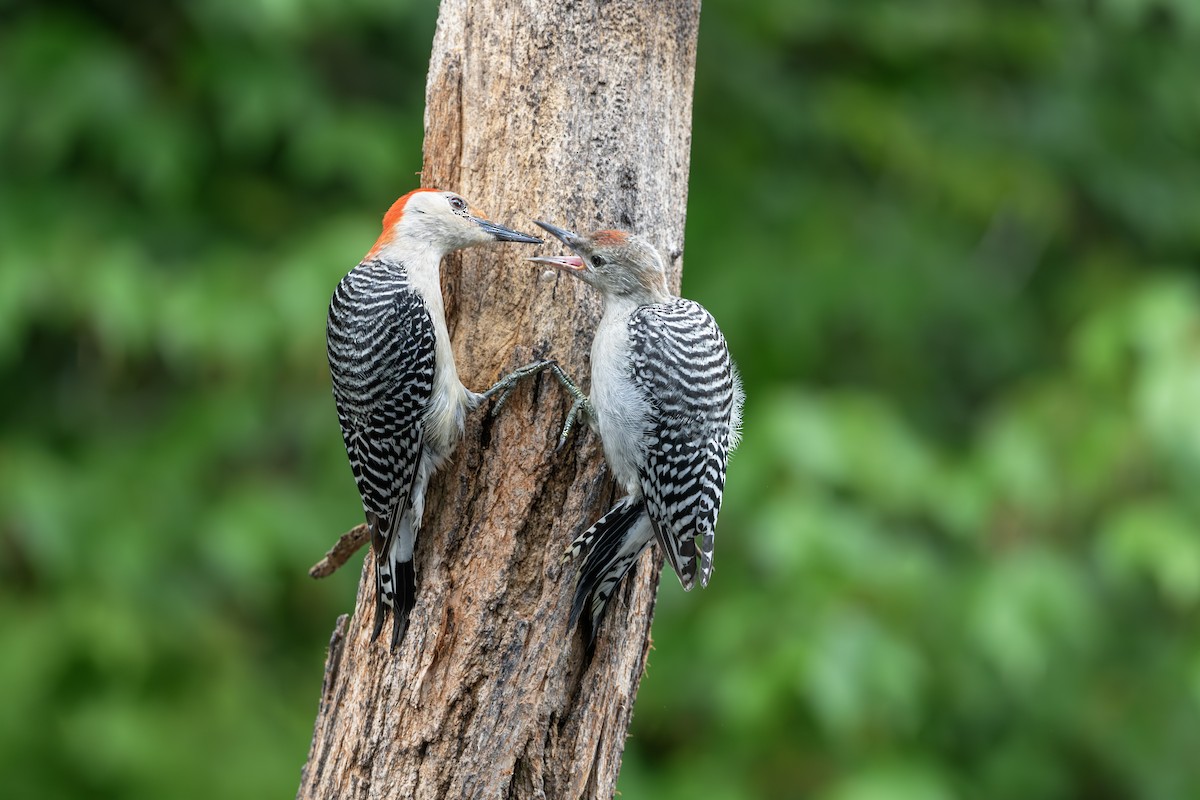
top-left (368, 189), bottom-right (541, 259)
top-left (529, 221), bottom-right (669, 302)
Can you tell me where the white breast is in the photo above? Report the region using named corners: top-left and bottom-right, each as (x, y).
top-left (590, 300), bottom-right (652, 495)
top-left (405, 249), bottom-right (472, 462)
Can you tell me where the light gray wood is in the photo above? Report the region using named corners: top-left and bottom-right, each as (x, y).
top-left (298, 1), bottom-right (700, 797)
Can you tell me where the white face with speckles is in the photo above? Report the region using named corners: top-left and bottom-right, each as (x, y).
top-left (394, 191), bottom-right (541, 254)
top-left (530, 223), bottom-right (670, 302)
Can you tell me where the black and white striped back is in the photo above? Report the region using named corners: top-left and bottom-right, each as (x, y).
top-left (630, 297), bottom-right (741, 589)
top-left (567, 296), bottom-right (743, 643)
top-left (327, 258), bottom-right (437, 645)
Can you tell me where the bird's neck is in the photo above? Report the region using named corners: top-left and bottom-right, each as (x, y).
top-left (602, 283), bottom-right (670, 313)
top-left (370, 236), bottom-right (446, 293)
top-left (601, 291), bottom-right (650, 320)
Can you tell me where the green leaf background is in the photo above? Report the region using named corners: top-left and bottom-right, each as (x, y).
top-left (2, 1), bottom-right (1198, 797)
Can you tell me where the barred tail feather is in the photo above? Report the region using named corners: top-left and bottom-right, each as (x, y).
top-left (367, 511), bottom-right (390, 642)
top-left (369, 510), bottom-right (418, 649)
top-left (568, 498), bottom-right (654, 643)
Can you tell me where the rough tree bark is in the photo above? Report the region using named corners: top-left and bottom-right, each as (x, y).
top-left (298, 1), bottom-right (700, 798)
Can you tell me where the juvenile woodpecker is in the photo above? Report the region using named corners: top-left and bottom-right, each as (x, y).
top-left (529, 222), bottom-right (744, 641)
top-left (327, 189), bottom-right (541, 648)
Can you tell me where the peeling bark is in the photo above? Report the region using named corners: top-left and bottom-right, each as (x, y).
top-left (298, 1), bottom-right (700, 797)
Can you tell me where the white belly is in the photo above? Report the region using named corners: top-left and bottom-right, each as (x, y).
top-left (404, 260), bottom-right (471, 462)
top-left (422, 301), bottom-right (471, 462)
top-left (590, 308), bottom-right (651, 495)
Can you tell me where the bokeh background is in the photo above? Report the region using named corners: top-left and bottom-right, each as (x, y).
top-left (3, 0), bottom-right (1200, 798)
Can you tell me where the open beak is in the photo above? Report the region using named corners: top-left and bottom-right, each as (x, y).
top-left (530, 220), bottom-right (589, 272)
top-left (527, 254), bottom-right (587, 272)
top-left (473, 216), bottom-right (543, 244)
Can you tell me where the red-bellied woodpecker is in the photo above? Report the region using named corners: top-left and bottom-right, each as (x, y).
top-left (529, 221), bottom-right (744, 643)
top-left (327, 189), bottom-right (541, 649)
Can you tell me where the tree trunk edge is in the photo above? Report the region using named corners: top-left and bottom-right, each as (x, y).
top-left (297, 1), bottom-right (700, 797)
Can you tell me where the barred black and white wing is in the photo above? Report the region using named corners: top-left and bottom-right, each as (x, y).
top-left (327, 260), bottom-right (436, 645)
top-left (630, 298), bottom-right (742, 590)
top-left (565, 496), bottom-right (653, 646)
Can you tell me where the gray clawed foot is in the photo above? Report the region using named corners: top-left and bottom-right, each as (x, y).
top-left (481, 357), bottom-right (593, 450)
top-left (544, 363), bottom-right (593, 451)
top-left (556, 395), bottom-right (595, 451)
top-left (482, 359), bottom-right (558, 417)
top-left (486, 382), bottom-right (518, 417)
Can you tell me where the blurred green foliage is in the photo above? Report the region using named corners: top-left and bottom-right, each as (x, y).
top-left (2, 0), bottom-right (1199, 798)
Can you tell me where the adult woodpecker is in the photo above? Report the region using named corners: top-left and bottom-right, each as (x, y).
top-left (529, 222), bottom-right (744, 642)
top-left (327, 188), bottom-right (541, 649)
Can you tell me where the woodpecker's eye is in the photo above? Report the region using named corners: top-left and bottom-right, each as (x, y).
top-left (591, 255), bottom-right (605, 268)
top-left (449, 196), bottom-right (467, 212)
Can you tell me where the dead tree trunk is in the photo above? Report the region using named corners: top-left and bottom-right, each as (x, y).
top-left (298, 1), bottom-right (700, 797)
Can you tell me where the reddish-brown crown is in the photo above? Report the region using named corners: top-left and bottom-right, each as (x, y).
top-left (368, 188), bottom-right (438, 257)
top-left (591, 229), bottom-right (630, 246)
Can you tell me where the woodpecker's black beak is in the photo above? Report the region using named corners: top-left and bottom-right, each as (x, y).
top-left (474, 217), bottom-right (543, 244)
top-left (534, 220), bottom-right (586, 251)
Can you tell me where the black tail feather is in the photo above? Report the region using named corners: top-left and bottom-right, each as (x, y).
top-left (368, 548), bottom-right (416, 650)
top-left (568, 498), bottom-right (649, 644)
top-left (390, 559), bottom-right (416, 650)
top-left (370, 592), bottom-right (387, 643)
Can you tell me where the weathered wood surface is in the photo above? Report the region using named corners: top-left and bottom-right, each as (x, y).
top-left (298, 1), bottom-right (700, 797)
